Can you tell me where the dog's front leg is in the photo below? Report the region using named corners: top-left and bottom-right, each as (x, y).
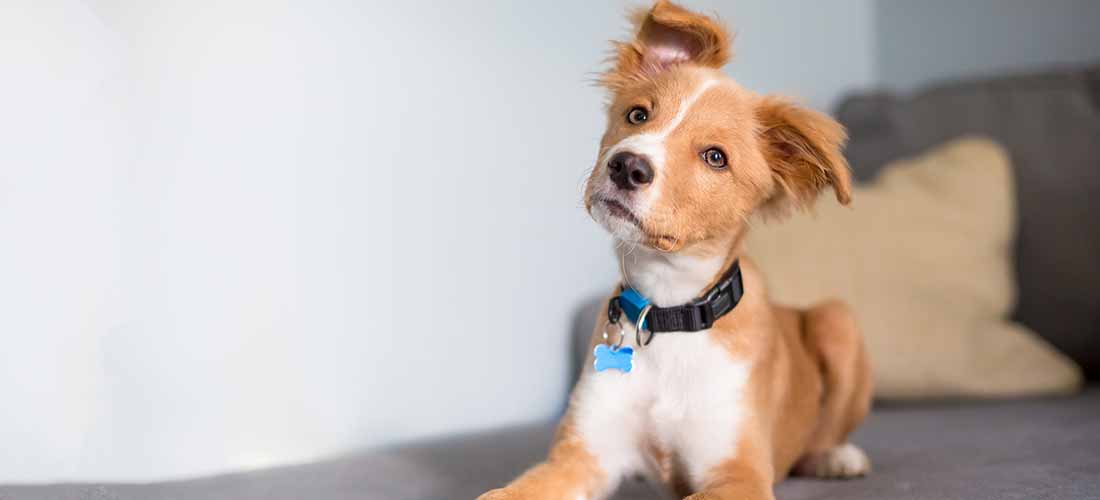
top-left (684, 463), bottom-right (774, 500)
top-left (477, 421), bottom-right (610, 500)
top-left (682, 436), bottom-right (775, 500)
top-left (479, 360), bottom-right (643, 500)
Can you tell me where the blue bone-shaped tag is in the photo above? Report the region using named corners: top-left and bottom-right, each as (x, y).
top-left (593, 344), bottom-right (634, 373)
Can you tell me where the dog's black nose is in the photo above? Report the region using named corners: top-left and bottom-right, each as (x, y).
top-left (607, 151), bottom-right (654, 191)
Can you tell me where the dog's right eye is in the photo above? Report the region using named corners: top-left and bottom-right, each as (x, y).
top-left (627, 107), bottom-right (648, 125)
top-left (703, 147), bottom-right (728, 169)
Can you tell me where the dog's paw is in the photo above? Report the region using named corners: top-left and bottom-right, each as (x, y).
top-left (795, 443), bottom-right (871, 479)
top-left (476, 488), bottom-right (519, 500)
top-left (684, 492), bottom-right (772, 500)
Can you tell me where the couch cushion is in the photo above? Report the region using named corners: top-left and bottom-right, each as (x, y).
top-left (4, 390), bottom-right (1098, 500)
top-left (745, 138), bottom-right (1082, 398)
top-left (835, 65), bottom-right (1100, 379)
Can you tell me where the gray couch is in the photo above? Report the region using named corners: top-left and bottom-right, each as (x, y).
top-left (3, 392), bottom-right (1098, 500)
top-left (5, 65), bottom-right (1098, 500)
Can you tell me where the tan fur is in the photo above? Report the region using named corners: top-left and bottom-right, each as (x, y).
top-left (482, 2), bottom-right (871, 499)
top-left (756, 97), bottom-right (853, 215)
top-left (601, 0), bottom-right (733, 92)
top-left (477, 417), bottom-right (607, 500)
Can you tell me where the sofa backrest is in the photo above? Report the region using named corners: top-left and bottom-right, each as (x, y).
top-left (835, 64), bottom-right (1100, 380)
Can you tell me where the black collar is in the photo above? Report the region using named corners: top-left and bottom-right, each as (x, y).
top-left (608, 259), bottom-right (744, 345)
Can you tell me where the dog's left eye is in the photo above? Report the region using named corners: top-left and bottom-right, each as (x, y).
top-left (703, 148), bottom-right (727, 169)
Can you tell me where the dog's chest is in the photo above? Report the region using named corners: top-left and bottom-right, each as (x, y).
top-left (575, 329), bottom-right (751, 489)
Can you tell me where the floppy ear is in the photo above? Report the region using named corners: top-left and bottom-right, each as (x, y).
top-left (756, 96), bottom-right (852, 213)
top-left (601, 0), bottom-right (732, 90)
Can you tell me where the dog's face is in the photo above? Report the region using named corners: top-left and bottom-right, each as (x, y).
top-left (584, 1), bottom-right (851, 253)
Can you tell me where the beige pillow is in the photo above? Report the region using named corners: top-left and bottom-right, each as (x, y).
top-left (745, 138), bottom-right (1082, 399)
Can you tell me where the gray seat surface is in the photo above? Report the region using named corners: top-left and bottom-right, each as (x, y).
top-left (3, 389), bottom-right (1098, 500)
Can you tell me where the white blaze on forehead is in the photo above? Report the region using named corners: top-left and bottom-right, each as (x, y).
top-left (659, 78), bottom-right (721, 141)
top-left (598, 78), bottom-right (721, 216)
top-left (601, 78), bottom-right (720, 170)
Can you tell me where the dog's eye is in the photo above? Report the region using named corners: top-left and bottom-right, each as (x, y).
top-left (627, 107), bottom-right (648, 125)
top-left (703, 148), bottom-right (727, 169)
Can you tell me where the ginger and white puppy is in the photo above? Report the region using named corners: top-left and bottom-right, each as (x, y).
top-left (479, 2), bottom-right (872, 499)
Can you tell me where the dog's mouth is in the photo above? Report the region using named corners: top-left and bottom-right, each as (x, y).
top-left (598, 197), bottom-right (643, 228)
top-left (592, 197), bottom-right (682, 252)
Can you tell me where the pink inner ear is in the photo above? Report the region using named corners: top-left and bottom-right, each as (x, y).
top-left (641, 22), bottom-right (701, 70)
top-left (646, 45), bottom-right (692, 67)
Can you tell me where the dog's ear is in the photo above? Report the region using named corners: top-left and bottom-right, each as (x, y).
top-left (601, 0), bottom-right (732, 90)
top-left (756, 96), bottom-right (852, 213)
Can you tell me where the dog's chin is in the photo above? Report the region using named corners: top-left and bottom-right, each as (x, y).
top-left (589, 202), bottom-right (646, 246)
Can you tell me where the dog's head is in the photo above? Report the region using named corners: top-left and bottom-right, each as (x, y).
top-left (584, 0), bottom-right (851, 253)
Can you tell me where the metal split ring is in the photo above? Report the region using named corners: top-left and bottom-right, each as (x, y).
top-left (604, 320), bottom-right (626, 350)
top-left (635, 305), bottom-right (656, 347)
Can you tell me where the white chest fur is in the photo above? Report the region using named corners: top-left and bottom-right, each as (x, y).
top-left (571, 244), bottom-right (749, 495)
top-left (573, 325), bottom-right (751, 494)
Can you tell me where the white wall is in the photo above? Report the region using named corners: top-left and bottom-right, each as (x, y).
top-left (874, 0), bottom-right (1100, 91)
top-left (0, 0), bottom-right (874, 482)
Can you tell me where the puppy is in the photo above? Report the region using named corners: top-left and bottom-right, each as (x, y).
top-left (479, 2), bottom-right (872, 499)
